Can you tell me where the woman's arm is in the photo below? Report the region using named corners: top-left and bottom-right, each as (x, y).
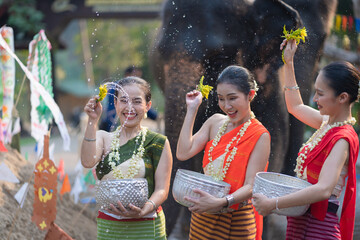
top-left (176, 90), bottom-right (211, 160)
top-left (282, 39), bottom-right (323, 129)
top-left (81, 97), bottom-right (105, 168)
top-left (231, 132), bottom-right (271, 204)
top-left (253, 139), bottom-right (349, 215)
top-left (147, 139), bottom-right (173, 209)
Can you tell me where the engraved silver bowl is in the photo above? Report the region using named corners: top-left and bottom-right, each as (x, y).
top-left (95, 178), bottom-right (148, 211)
top-left (172, 169), bottom-right (231, 207)
top-left (253, 172), bottom-right (312, 216)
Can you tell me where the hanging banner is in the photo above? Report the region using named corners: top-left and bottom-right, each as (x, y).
top-left (0, 31), bottom-right (70, 150)
top-left (32, 134), bottom-right (58, 231)
top-left (28, 30), bottom-right (54, 144)
top-left (0, 26), bottom-right (15, 143)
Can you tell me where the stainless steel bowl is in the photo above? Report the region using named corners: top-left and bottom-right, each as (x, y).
top-left (172, 169), bottom-right (231, 207)
top-left (253, 172), bottom-right (312, 216)
top-left (95, 178), bottom-right (148, 211)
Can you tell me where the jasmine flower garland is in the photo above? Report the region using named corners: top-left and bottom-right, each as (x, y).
top-left (207, 112), bottom-right (255, 181)
top-left (109, 126), bottom-right (148, 179)
top-left (295, 117), bottom-right (356, 178)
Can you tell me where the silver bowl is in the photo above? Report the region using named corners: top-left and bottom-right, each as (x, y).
top-left (172, 169), bottom-right (231, 207)
top-left (95, 178), bottom-right (148, 211)
top-left (253, 172), bottom-right (312, 216)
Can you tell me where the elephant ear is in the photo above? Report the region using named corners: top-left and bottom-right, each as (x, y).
top-left (246, 0), bottom-right (302, 70)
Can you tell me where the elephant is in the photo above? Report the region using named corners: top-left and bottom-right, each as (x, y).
top-left (150, 0), bottom-right (337, 236)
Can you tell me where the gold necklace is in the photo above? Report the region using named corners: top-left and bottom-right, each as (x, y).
top-left (295, 117), bottom-right (356, 178)
top-left (207, 112), bottom-right (255, 181)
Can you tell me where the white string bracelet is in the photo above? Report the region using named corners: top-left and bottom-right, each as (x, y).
top-left (276, 197), bottom-right (280, 211)
top-left (284, 85), bottom-right (300, 91)
top-left (146, 199), bottom-right (157, 211)
top-left (84, 137), bottom-right (96, 142)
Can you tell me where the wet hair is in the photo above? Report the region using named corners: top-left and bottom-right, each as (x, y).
top-left (320, 61), bottom-right (360, 103)
top-left (217, 65), bottom-right (258, 96)
top-left (114, 76), bottom-right (151, 103)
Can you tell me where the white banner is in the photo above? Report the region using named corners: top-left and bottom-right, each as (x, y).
top-left (0, 26), bottom-right (15, 143)
top-left (0, 32), bottom-right (70, 150)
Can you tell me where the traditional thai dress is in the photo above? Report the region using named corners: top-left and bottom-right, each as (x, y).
top-left (286, 125), bottom-right (359, 240)
top-left (95, 130), bottom-right (167, 240)
top-left (189, 118), bottom-right (269, 240)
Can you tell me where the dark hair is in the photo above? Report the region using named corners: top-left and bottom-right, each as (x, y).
top-left (114, 76), bottom-right (151, 103)
top-left (124, 65), bottom-right (142, 77)
top-left (321, 61), bottom-right (360, 103)
top-left (217, 65), bottom-right (258, 95)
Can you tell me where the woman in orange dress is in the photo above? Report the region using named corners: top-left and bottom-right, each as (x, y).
top-left (253, 39), bottom-right (360, 240)
top-left (177, 65), bottom-right (271, 240)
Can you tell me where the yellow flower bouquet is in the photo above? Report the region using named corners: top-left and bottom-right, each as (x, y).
top-left (197, 76), bottom-right (213, 99)
top-left (97, 84), bottom-right (108, 102)
top-left (281, 25), bottom-right (307, 64)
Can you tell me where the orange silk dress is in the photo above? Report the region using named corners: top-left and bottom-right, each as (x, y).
top-left (189, 118), bottom-right (269, 240)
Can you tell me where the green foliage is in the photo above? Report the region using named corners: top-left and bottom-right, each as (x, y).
top-left (82, 20), bottom-right (160, 85)
top-left (7, 0), bottom-right (44, 40)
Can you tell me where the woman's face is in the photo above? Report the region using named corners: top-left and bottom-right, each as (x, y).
top-left (217, 82), bottom-right (253, 124)
top-left (115, 83), bottom-right (151, 128)
top-left (313, 72), bottom-right (338, 116)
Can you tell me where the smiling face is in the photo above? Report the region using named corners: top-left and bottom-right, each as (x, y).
top-left (115, 83), bottom-right (151, 128)
top-left (217, 82), bottom-right (254, 124)
top-left (313, 72), bottom-right (338, 116)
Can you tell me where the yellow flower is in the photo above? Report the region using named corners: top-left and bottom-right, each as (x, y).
top-left (281, 26), bottom-right (307, 64)
top-left (196, 76), bottom-right (213, 99)
top-left (97, 84), bottom-right (108, 102)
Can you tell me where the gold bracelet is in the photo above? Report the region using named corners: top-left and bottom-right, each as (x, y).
top-left (84, 137), bottom-right (96, 142)
top-left (284, 85), bottom-right (300, 91)
top-left (146, 199), bottom-right (157, 211)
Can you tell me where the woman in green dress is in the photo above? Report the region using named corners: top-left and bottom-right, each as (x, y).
top-left (81, 77), bottom-right (172, 239)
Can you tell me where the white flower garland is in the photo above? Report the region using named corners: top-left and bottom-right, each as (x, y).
top-left (108, 126), bottom-right (148, 179)
top-left (207, 112), bottom-right (255, 181)
top-left (295, 117), bottom-right (356, 178)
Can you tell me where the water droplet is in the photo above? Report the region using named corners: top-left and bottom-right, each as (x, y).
top-left (188, 25), bottom-right (192, 29)
top-left (91, 44), bottom-right (94, 47)
top-left (183, 14), bottom-right (186, 18)
top-left (198, 39), bottom-right (201, 42)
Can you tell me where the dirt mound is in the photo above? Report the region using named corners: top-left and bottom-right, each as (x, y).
top-left (0, 146), bottom-right (97, 240)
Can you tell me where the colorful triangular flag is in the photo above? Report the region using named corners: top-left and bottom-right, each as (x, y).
top-left (0, 162), bottom-right (19, 183)
top-left (57, 159), bottom-right (64, 181)
top-left (84, 169), bottom-right (96, 185)
top-left (60, 174), bottom-right (71, 196)
top-left (70, 174), bottom-right (83, 204)
top-left (0, 141), bottom-right (7, 152)
top-left (74, 160), bottom-right (83, 175)
top-left (14, 182), bottom-right (30, 208)
top-left (12, 117), bottom-right (21, 136)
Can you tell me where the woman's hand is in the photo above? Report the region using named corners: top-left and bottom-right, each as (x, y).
top-left (185, 189), bottom-right (225, 214)
top-left (280, 39), bottom-right (297, 65)
top-left (107, 200), bottom-right (155, 219)
top-left (252, 193), bottom-right (275, 216)
top-left (186, 90), bottom-right (203, 110)
top-left (84, 97), bottom-right (103, 122)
